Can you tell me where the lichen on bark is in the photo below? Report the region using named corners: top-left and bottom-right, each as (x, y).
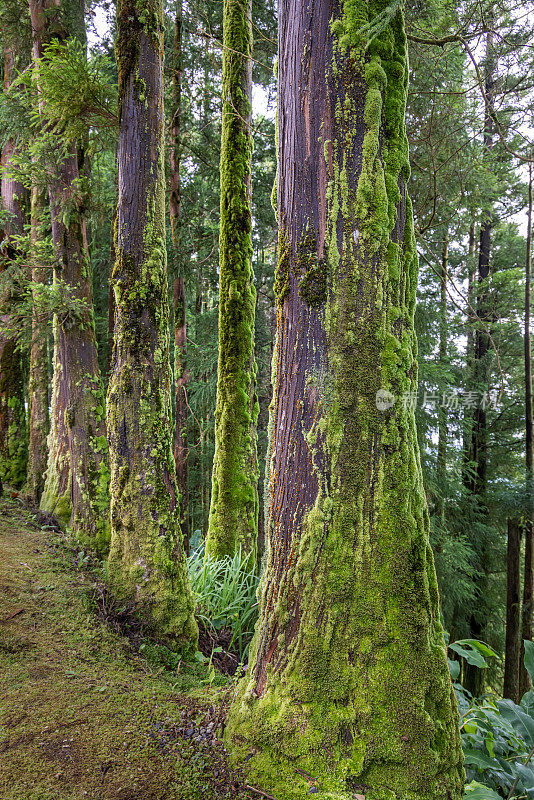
top-left (225, 2), bottom-right (464, 798)
top-left (205, 0), bottom-right (260, 562)
top-left (106, 0), bottom-right (198, 648)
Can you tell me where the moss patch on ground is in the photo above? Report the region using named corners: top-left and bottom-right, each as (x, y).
top-left (0, 499), bottom-right (255, 800)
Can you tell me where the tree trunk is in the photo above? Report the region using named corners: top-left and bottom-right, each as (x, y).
top-left (504, 518), bottom-right (522, 702)
top-left (0, 48), bottom-right (28, 489)
top-left (226, 3), bottom-right (464, 797)
top-left (520, 163), bottom-right (534, 697)
top-left (26, 182), bottom-right (49, 504)
top-left (30, 0), bottom-right (109, 546)
top-left (205, 0), bottom-right (259, 560)
top-left (106, 0), bottom-right (197, 648)
top-left (170, 0), bottom-right (189, 553)
top-left (437, 230), bottom-right (449, 514)
top-left (463, 28), bottom-right (495, 698)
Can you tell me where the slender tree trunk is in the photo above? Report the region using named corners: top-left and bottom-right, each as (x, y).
top-left (170, 0), bottom-right (189, 553)
top-left (463, 29), bottom-right (495, 698)
top-left (26, 182), bottom-right (49, 504)
top-left (205, 0), bottom-right (259, 560)
top-left (30, 0), bottom-right (109, 545)
top-left (106, 0), bottom-right (197, 647)
top-left (226, 3), bottom-right (464, 797)
top-left (0, 48), bottom-right (28, 489)
top-left (520, 164), bottom-right (534, 697)
top-left (437, 231), bottom-right (449, 514)
top-left (107, 204), bottom-right (117, 377)
top-left (462, 222), bottom-right (476, 481)
top-left (504, 518), bottom-right (522, 702)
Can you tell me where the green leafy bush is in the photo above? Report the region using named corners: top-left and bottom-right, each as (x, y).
top-left (457, 640), bottom-right (534, 800)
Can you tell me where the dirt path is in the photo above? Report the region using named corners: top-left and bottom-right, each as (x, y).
top-left (0, 499), bottom-right (252, 800)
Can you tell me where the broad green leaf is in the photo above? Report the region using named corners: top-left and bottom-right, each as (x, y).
top-left (449, 658), bottom-right (461, 680)
top-left (522, 690), bottom-right (534, 716)
top-left (464, 748), bottom-right (500, 770)
top-left (449, 641), bottom-right (488, 668)
top-left (525, 640), bottom-right (534, 685)
top-left (463, 780), bottom-right (504, 800)
top-left (497, 699), bottom-right (534, 746)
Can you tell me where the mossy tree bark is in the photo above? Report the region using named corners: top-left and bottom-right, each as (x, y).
top-left (0, 47), bottom-right (28, 490)
top-left (30, 0), bottom-right (109, 545)
top-left (225, 2), bottom-right (464, 798)
top-left (170, 0), bottom-right (189, 552)
top-left (106, 0), bottom-right (198, 648)
top-left (205, 0), bottom-right (259, 560)
top-left (26, 182), bottom-right (49, 504)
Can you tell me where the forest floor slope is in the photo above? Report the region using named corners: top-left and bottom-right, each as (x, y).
top-left (0, 498), bottom-right (253, 800)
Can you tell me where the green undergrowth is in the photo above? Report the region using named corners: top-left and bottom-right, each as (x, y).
top-left (188, 547), bottom-right (259, 660)
top-left (0, 498), bottom-right (256, 800)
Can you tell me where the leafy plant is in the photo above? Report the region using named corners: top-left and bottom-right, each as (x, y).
top-left (457, 641), bottom-right (534, 800)
top-left (187, 547), bottom-right (259, 659)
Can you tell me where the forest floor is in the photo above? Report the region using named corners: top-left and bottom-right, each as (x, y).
top-left (0, 498), bottom-right (256, 800)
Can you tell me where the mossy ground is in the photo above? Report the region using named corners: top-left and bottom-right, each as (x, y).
top-left (0, 499), bottom-right (255, 800)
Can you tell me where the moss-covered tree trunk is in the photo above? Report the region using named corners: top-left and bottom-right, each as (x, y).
top-left (205, 0), bottom-right (259, 560)
top-left (0, 48), bottom-right (29, 489)
top-left (225, 2), bottom-right (464, 798)
top-left (106, 0), bottom-right (197, 647)
top-left (30, 0), bottom-right (109, 545)
top-left (170, 0), bottom-right (189, 552)
top-left (26, 182), bottom-right (49, 504)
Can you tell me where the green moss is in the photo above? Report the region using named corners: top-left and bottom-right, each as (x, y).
top-left (296, 231), bottom-right (328, 307)
top-left (205, 0), bottom-right (259, 562)
top-left (225, 2), bottom-right (464, 799)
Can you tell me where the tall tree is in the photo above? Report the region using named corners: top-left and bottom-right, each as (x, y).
top-left (463, 27), bottom-right (495, 696)
top-left (30, 0), bottom-right (109, 545)
top-left (0, 46), bottom-right (28, 489)
top-left (170, 0), bottom-right (189, 552)
top-left (520, 164), bottom-right (534, 696)
top-left (106, 0), bottom-right (198, 646)
top-left (504, 518), bottom-right (522, 702)
top-left (205, 0), bottom-right (259, 560)
top-left (226, 1), bottom-right (464, 797)
top-left (26, 180), bottom-right (49, 503)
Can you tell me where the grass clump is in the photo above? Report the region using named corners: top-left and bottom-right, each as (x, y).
top-left (187, 548), bottom-right (259, 660)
